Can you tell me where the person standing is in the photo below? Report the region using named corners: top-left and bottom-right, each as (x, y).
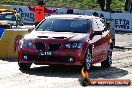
top-left (15, 13), bottom-right (23, 27)
top-left (28, 1), bottom-right (57, 26)
top-left (125, 0), bottom-right (132, 12)
top-left (92, 12), bottom-right (99, 17)
top-left (97, 0), bottom-right (105, 11)
top-left (125, 0), bottom-right (129, 11)
top-left (67, 9), bottom-right (73, 14)
top-left (106, 0), bottom-right (112, 11)
top-left (97, 0), bottom-right (112, 11)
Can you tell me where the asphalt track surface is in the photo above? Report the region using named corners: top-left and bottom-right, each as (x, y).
top-left (0, 33), bottom-right (132, 88)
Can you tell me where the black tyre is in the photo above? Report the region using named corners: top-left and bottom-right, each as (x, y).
top-left (101, 46), bottom-right (112, 67)
top-left (18, 63), bottom-right (32, 70)
top-left (9, 25), bottom-right (12, 29)
top-left (84, 48), bottom-right (92, 71)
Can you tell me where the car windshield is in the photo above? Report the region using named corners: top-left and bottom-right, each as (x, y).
top-left (36, 18), bottom-right (90, 33)
top-left (0, 13), bottom-right (16, 21)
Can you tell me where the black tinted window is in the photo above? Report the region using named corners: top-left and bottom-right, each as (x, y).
top-left (36, 18), bottom-right (89, 33)
top-left (0, 13), bottom-right (16, 21)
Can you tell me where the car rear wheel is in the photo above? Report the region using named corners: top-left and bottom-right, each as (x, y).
top-left (84, 48), bottom-right (92, 71)
top-left (18, 62), bottom-right (32, 70)
top-left (101, 46), bottom-right (112, 67)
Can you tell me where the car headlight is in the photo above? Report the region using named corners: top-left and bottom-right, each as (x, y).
top-left (20, 40), bottom-right (33, 48)
top-left (64, 42), bottom-right (82, 49)
top-left (0, 22), bottom-right (6, 25)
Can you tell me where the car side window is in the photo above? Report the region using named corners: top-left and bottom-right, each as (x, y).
top-left (92, 18), bottom-right (105, 32)
top-left (100, 19), bottom-right (109, 31)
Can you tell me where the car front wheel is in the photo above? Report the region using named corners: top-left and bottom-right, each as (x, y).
top-left (101, 46), bottom-right (112, 67)
top-left (84, 48), bottom-right (92, 71)
top-left (18, 62), bottom-right (32, 70)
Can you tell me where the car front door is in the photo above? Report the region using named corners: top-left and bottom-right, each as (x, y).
top-left (90, 18), bottom-right (104, 63)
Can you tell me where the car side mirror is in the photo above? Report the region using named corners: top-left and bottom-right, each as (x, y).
top-left (28, 27), bottom-right (35, 32)
top-left (106, 22), bottom-right (110, 29)
top-left (89, 31), bottom-right (102, 40)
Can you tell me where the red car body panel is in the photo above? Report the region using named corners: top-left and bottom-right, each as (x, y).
top-left (18, 15), bottom-right (112, 66)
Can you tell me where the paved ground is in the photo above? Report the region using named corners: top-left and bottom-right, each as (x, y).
top-left (0, 33), bottom-right (132, 88)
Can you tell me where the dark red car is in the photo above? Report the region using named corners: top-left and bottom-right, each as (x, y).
top-left (18, 15), bottom-right (113, 70)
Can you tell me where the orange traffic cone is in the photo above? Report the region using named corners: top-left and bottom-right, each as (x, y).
top-left (81, 67), bottom-right (89, 78)
top-left (80, 67), bottom-right (91, 86)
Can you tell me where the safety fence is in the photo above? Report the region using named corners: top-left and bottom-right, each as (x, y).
top-left (0, 5), bottom-right (132, 58)
top-left (0, 5), bottom-right (132, 31)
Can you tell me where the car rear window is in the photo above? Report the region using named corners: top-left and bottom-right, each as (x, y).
top-left (36, 18), bottom-right (90, 33)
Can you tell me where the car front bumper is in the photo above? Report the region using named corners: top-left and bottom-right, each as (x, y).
top-left (18, 48), bottom-right (85, 66)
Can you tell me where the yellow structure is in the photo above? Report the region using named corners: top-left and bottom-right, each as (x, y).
top-left (0, 5), bottom-right (11, 10)
top-left (0, 29), bottom-right (28, 58)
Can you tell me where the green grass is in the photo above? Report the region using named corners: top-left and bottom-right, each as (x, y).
top-left (1, 0), bottom-right (126, 11)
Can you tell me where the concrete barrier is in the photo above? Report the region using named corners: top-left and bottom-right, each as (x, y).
top-left (0, 29), bottom-right (28, 58)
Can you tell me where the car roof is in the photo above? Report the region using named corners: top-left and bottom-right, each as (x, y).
top-left (46, 14), bottom-right (99, 20)
top-left (0, 12), bottom-right (15, 14)
top-left (0, 9), bottom-right (16, 14)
